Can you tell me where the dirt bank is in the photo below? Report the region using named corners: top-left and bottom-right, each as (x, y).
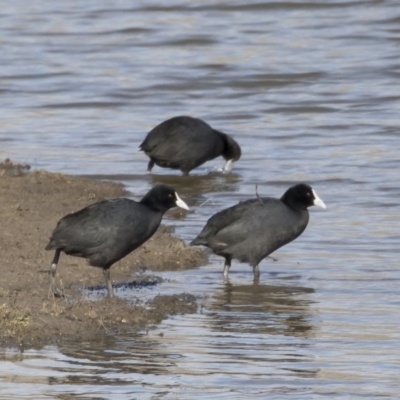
top-left (0, 160), bottom-right (208, 348)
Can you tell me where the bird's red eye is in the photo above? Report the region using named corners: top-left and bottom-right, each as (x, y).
top-left (306, 192), bottom-right (311, 197)
top-left (168, 193), bottom-right (173, 198)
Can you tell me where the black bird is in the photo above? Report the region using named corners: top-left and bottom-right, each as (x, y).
top-left (191, 183), bottom-right (326, 277)
top-left (45, 184), bottom-right (189, 298)
top-left (139, 116), bottom-right (241, 175)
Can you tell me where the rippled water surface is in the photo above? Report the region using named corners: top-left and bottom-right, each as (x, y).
top-left (1, 0), bottom-right (400, 398)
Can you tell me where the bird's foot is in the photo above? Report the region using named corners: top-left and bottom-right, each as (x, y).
top-left (48, 282), bottom-right (64, 299)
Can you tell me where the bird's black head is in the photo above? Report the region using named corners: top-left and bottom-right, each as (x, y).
top-left (140, 184), bottom-right (189, 213)
top-left (280, 183), bottom-right (326, 211)
top-left (220, 133), bottom-right (241, 162)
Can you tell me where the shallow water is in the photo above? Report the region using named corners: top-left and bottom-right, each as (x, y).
top-left (1, 0), bottom-right (400, 398)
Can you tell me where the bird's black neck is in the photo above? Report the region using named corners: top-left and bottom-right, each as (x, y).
top-left (140, 195), bottom-right (167, 213)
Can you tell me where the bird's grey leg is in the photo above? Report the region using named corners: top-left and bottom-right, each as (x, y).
top-left (253, 264), bottom-right (260, 278)
top-left (103, 269), bottom-right (114, 298)
top-left (49, 249), bottom-right (63, 298)
top-left (253, 274), bottom-right (260, 285)
top-left (147, 159), bottom-right (155, 173)
top-left (223, 257), bottom-right (231, 277)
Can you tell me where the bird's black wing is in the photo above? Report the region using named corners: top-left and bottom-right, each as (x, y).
top-left (46, 200), bottom-right (116, 252)
top-left (46, 199), bottom-right (159, 256)
top-left (140, 117), bottom-right (207, 152)
top-left (140, 117), bottom-right (223, 167)
top-left (192, 198), bottom-right (265, 244)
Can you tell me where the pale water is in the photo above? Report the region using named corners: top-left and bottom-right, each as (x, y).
top-left (1, 0), bottom-right (400, 398)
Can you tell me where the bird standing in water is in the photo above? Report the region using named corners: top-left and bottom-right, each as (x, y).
top-left (191, 183), bottom-right (326, 277)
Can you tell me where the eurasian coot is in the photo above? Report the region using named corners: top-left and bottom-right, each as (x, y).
top-left (139, 116), bottom-right (241, 174)
top-left (45, 184), bottom-right (189, 297)
top-left (191, 183), bottom-right (326, 277)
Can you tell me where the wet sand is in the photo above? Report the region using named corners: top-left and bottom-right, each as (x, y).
top-left (0, 160), bottom-right (207, 348)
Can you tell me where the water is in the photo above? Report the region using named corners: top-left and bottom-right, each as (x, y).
top-left (1, 0), bottom-right (400, 398)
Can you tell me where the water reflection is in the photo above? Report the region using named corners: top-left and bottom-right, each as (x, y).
top-left (209, 279), bottom-right (315, 338)
top-left (53, 333), bottom-right (177, 384)
top-left (148, 171), bottom-right (242, 205)
top-left (81, 172), bottom-right (241, 206)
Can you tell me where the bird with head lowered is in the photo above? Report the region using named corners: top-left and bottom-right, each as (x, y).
top-left (140, 116), bottom-right (241, 175)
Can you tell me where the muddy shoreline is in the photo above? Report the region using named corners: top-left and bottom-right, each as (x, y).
top-left (0, 160), bottom-right (208, 348)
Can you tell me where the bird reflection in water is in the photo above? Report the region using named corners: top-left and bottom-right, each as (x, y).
top-left (209, 277), bottom-right (315, 338)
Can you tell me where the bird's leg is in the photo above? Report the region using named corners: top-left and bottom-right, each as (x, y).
top-left (103, 269), bottom-right (114, 298)
top-left (49, 249), bottom-right (63, 298)
top-left (253, 264), bottom-right (260, 278)
top-left (147, 159), bottom-right (155, 174)
top-left (253, 274), bottom-right (260, 285)
top-left (223, 257), bottom-right (231, 277)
